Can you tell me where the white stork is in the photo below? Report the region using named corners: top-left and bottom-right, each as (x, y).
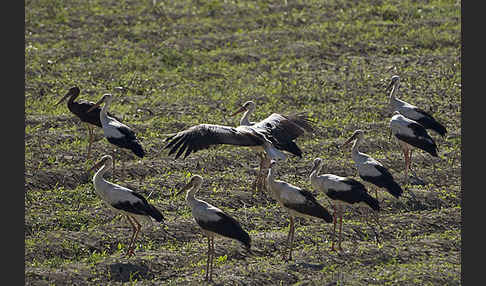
top-left (389, 111), bottom-right (438, 183)
top-left (89, 155), bottom-right (164, 258)
top-left (176, 175), bottom-right (251, 282)
top-left (309, 157), bottom-right (380, 251)
top-left (87, 93), bottom-right (145, 177)
top-left (387, 75), bottom-right (447, 136)
top-left (164, 100), bottom-right (314, 191)
top-left (265, 160), bottom-right (333, 261)
top-left (341, 130), bottom-right (403, 201)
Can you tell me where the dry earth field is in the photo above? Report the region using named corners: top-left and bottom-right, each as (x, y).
top-left (25, 0), bottom-right (461, 285)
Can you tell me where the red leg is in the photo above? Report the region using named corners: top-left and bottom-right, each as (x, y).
top-left (125, 216), bottom-right (137, 258)
top-left (331, 204), bottom-right (337, 251)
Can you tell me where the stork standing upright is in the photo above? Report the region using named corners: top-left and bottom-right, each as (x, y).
top-left (176, 175), bottom-right (251, 282)
top-left (341, 130), bottom-right (403, 202)
top-left (309, 158), bottom-right (380, 251)
top-left (265, 160), bottom-right (333, 261)
top-left (87, 93), bottom-right (145, 176)
top-left (89, 155), bottom-right (164, 258)
top-left (55, 86), bottom-right (120, 160)
top-left (164, 100), bottom-right (314, 191)
top-left (387, 75), bottom-right (447, 137)
top-left (389, 111), bottom-right (438, 183)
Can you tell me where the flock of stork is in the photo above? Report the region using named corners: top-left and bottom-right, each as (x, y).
top-left (55, 75), bottom-right (445, 281)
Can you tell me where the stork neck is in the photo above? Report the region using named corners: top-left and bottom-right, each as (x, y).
top-left (93, 163), bottom-right (111, 191)
top-left (240, 109), bottom-right (253, 126)
top-left (101, 100), bottom-right (111, 115)
top-left (310, 164), bottom-right (322, 181)
top-left (389, 83), bottom-right (399, 101)
top-left (351, 137), bottom-right (364, 160)
top-left (185, 184), bottom-right (201, 206)
top-left (67, 93), bottom-right (77, 105)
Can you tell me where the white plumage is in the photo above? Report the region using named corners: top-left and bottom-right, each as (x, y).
top-left (341, 130), bottom-right (403, 200)
top-left (177, 175), bottom-right (251, 282)
top-left (89, 155), bottom-right (164, 258)
top-left (88, 93), bottom-right (145, 159)
top-left (309, 158), bottom-right (380, 251)
top-left (387, 75), bottom-right (447, 136)
top-left (389, 111), bottom-right (438, 183)
top-left (266, 160), bottom-right (332, 261)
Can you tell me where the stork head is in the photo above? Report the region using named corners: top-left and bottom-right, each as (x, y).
top-left (269, 160), bottom-right (277, 168)
top-left (387, 75), bottom-right (401, 91)
top-left (310, 157), bottom-right (323, 174)
top-left (341, 129), bottom-right (365, 148)
top-left (55, 86), bottom-right (80, 106)
top-left (86, 93), bottom-right (114, 113)
top-left (88, 155), bottom-right (113, 173)
top-left (176, 175), bottom-right (204, 196)
top-left (230, 100), bottom-right (256, 116)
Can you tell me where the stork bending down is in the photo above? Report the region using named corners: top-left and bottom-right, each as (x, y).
top-left (164, 100), bottom-right (314, 192)
top-left (266, 160), bottom-right (332, 261)
top-left (89, 155), bottom-right (164, 258)
top-left (310, 158), bottom-right (381, 250)
top-left (177, 175), bottom-right (251, 282)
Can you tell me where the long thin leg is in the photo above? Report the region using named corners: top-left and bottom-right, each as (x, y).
top-left (253, 153), bottom-right (264, 192)
top-left (255, 152), bottom-right (271, 192)
top-left (338, 205), bottom-right (343, 251)
top-left (287, 216), bottom-right (295, 261)
top-left (112, 149), bottom-right (116, 181)
top-left (131, 217), bottom-right (142, 252)
top-left (210, 236), bottom-right (215, 281)
top-left (125, 216), bottom-right (137, 257)
top-left (401, 143), bottom-right (410, 184)
top-left (331, 204), bottom-right (337, 251)
top-left (206, 236), bottom-right (211, 281)
top-left (86, 124), bottom-right (94, 161)
top-left (261, 153), bottom-right (271, 192)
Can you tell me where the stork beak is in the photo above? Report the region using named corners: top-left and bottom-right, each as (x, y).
top-left (88, 160), bottom-right (104, 173)
top-left (55, 91), bottom-right (72, 106)
top-left (230, 105), bottom-right (246, 116)
top-left (340, 133), bottom-right (357, 149)
top-left (175, 181), bottom-right (192, 196)
top-left (86, 96), bottom-right (104, 113)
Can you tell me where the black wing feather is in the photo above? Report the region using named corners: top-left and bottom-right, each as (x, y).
top-left (413, 108), bottom-right (447, 136)
top-left (252, 112), bottom-right (314, 156)
top-left (283, 189), bottom-right (333, 223)
top-left (359, 165), bottom-right (402, 198)
top-left (196, 212), bottom-right (251, 249)
top-left (111, 191), bottom-right (164, 222)
top-left (396, 122), bottom-right (438, 157)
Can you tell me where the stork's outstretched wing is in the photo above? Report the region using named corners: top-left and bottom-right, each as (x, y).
top-left (252, 112), bottom-right (314, 156)
top-left (164, 124), bottom-right (265, 159)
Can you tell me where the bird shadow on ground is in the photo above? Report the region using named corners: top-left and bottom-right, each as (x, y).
top-left (108, 262), bottom-right (154, 282)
